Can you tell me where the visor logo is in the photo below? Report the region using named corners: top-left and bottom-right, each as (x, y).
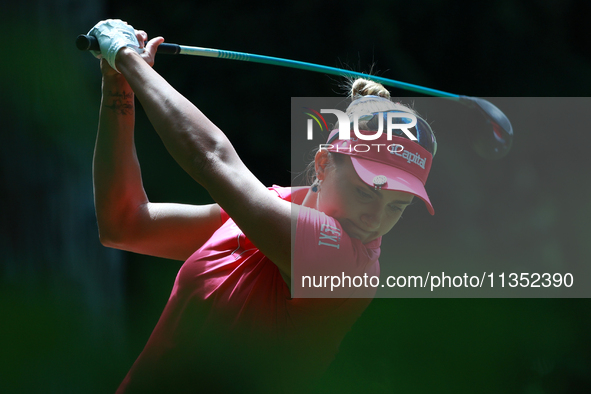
top-left (392, 147), bottom-right (426, 169)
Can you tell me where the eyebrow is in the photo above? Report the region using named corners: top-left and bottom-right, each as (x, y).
top-left (365, 185), bottom-right (413, 205)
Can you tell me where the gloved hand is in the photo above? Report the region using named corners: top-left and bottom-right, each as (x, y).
top-left (88, 19), bottom-right (144, 72)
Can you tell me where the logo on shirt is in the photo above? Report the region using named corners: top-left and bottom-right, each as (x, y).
top-left (318, 223), bottom-right (341, 249)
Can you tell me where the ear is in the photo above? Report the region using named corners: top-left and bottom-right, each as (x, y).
top-left (314, 149), bottom-right (331, 181)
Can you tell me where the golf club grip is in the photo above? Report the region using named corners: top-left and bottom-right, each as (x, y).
top-left (75, 34), bottom-right (180, 55)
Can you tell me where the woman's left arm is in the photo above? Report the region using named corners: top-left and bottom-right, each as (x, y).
top-left (115, 48), bottom-right (297, 278)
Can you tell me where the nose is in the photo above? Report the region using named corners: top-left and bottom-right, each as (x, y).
top-left (360, 204), bottom-right (385, 230)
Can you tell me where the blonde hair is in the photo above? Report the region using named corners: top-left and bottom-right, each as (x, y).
top-left (344, 78), bottom-right (416, 128)
top-left (349, 78), bottom-right (391, 100)
top-left (303, 78), bottom-right (415, 185)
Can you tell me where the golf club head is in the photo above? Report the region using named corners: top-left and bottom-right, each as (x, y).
top-left (459, 96), bottom-right (513, 159)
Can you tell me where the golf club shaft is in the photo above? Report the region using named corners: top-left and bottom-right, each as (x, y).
top-left (76, 34), bottom-right (459, 99)
top-left (77, 33), bottom-right (513, 159)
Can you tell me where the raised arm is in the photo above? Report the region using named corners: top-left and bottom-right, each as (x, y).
top-left (93, 32), bottom-right (223, 262)
top-left (113, 43), bottom-right (297, 277)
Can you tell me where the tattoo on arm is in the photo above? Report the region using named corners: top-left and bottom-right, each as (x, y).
top-left (104, 91), bottom-right (134, 115)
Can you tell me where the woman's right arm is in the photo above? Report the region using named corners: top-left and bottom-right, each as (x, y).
top-left (93, 49), bottom-right (222, 262)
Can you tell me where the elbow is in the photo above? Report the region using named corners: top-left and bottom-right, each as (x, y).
top-left (95, 200), bottom-right (144, 249)
top-left (98, 233), bottom-right (113, 248)
top-left (96, 214), bottom-right (132, 249)
top-left (188, 137), bottom-right (233, 183)
top-left (97, 225), bottom-right (124, 248)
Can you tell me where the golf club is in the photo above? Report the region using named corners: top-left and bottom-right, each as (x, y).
top-left (77, 34), bottom-right (513, 159)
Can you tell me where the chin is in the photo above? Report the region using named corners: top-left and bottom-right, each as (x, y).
top-left (338, 219), bottom-right (376, 243)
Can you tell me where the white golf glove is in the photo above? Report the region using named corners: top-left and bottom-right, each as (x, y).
top-left (88, 19), bottom-right (144, 72)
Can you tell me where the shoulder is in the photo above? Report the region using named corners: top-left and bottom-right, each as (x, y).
top-left (219, 185), bottom-right (299, 222)
top-left (292, 205), bottom-right (380, 298)
top-left (295, 206), bottom-right (381, 254)
top-left (269, 185), bottom-right (310, 203)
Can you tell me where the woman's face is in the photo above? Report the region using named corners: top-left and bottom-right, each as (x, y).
top-left (316, 153), bottom-right (414, 244)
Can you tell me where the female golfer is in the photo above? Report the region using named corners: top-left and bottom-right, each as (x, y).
top-left (89, 20), bottom-right (435, 393)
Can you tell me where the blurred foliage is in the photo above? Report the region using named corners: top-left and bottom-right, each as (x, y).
top-left (1, 0), bottom-right (591, 392)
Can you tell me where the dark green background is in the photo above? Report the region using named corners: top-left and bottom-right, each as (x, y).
top-left (1, 0), bottom-right (590, 392)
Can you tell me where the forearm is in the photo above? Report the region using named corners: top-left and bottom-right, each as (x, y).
top-left (114, 48), bottom-right (241, 188)
top-left (114, 48), bottom-right (271, 229)
top-left (93, 73), bottom-right (148, 243)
